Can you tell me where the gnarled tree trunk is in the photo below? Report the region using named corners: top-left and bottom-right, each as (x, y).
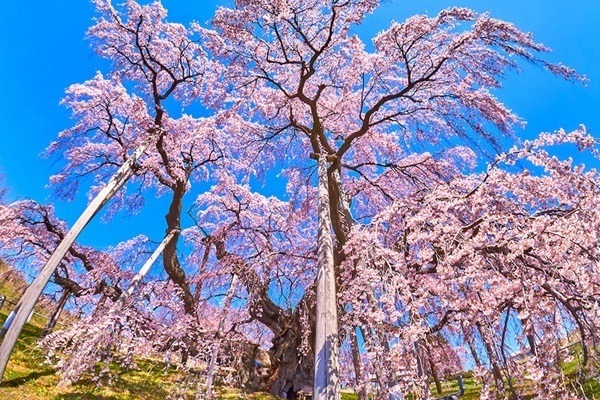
top-left (212, 238), bottom-right (315, 397)
top-left (163, 182), bottom-right (196, 316)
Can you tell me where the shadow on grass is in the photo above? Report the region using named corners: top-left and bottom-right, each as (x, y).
top-left (75, 374), bottom-right (176, 400)
top-left (54, 394), bottom-right (118, 400)
top-left (0, 368), bottom-right (55, 387)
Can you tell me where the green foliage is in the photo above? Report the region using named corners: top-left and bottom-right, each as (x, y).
top-left (341, 391), bottom-right (358, 400)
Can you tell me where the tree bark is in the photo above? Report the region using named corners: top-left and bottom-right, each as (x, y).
top-left (212, 238), bottom-right (314, 397)
top-left (463, 326), bottom-right (482, 368)
top-left (268, 311), bottom-right (314, 398)
top-left (415, 339), bottom-right (431, 399)
top-left (203, 156), bottom-right (349, 397)
top-left (476, 322), bottom-right (504, 390)
top-left (41, 289), bottom-right (70, 338)
top-left (425, 343), bottom-right (443, 395)
top-left (521, 316), bottom-right (537, 357)
top-left (163, 182), bottom-right (196, 316)
top-left (350, 326), bottom-right (368, 400)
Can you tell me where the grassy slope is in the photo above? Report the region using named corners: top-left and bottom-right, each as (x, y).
top-left (0, 283), bottom-right (281, 399)
top-left (0, 317), bottom-right (597, 400)
top-left (0, 269), bottom-right (284, 399)
top-left (561, 348), bottom-right (600, 399)
top-left (0, 264), bottom-right (356, 400)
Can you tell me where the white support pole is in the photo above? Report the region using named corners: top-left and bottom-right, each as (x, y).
top-left (0, 136), bottom-right (154, 381)
top-left (205, 274), bottom-right (238, 400)
top-left (111, 230), bottom-right (177, 311)
top-left (313, 154), bottom-right (340, 400)
top-left (0, 307), bottom-right (19, 340)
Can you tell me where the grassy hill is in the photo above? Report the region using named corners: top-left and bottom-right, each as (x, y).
top-left (0, 262), bottom-right (280, 399)
top-left (0, 303), bottom-right (280, 399)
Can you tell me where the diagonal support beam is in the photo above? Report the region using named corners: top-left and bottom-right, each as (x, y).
top-left (0, 135), bottom-right (155, 381)
top-left (111, 230), bottom-right (177, 310)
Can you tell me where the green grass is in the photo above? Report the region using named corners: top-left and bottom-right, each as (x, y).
top-left (561, 345), bottom-right (600, 399)
top-left (1, 315), bottom-right (599, 400)
top-left (1, 300), bottom-right (598, 400)
top-left (434, 374), bottom-right (480, 400)
top-left (0, 316), bottom-right (280, 400)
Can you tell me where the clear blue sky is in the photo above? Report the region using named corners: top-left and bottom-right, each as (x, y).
top-left (0, 0), bottom-right (598, 249)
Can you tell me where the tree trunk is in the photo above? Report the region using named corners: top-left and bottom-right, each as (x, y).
top-left (350, 326), bottom-right (368, 400)
top-left (163, 182), bottom-right (196, 316)
top-left (499, 309), bottom-right (519, 400)
top-left (426, 345), bottom-right (443, 395)
top-left (476, 322), bottom-right (504, 390)
top-left (212, 238), bottom-right (314, 397)
top-left (522, 316), bottom-right (537, 357)
top-left (463, 326), bottom-right (482, 368)
top-left (41, 289), bottom-right (70, 338)
top-left (269, 317), bottom-right (314, 398)
top-left (0, 269), bottom-right (14, 287)
top-left (204, 155), bottom-right (348, 398)
top-left (415, 339), bottom-right (431, 399)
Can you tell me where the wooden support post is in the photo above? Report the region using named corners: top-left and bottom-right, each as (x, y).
top-left (205, 274), bottom-right (238, 400)
top-left (313, 154), bottom-right (340, 400)
top-left (0, 136), bottom-right (154, 381)
top-left (111, 230), bottom-right (177, 310)
top-left (55, 231), bottom-right (175, 386)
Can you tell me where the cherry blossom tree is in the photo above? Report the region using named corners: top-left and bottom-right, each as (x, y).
top-left (340, 128), bottom-right (599, 398)
top-left (0, 200), bottom-right (128, 329)
top-left (0, 202), bottom-right (215, 384)
top-left (49, 0), bottom-right (225, 317)
top-left (193, 0), bottom-right (583, 397)
top-left (3, 0), bottom-right (597, 399)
